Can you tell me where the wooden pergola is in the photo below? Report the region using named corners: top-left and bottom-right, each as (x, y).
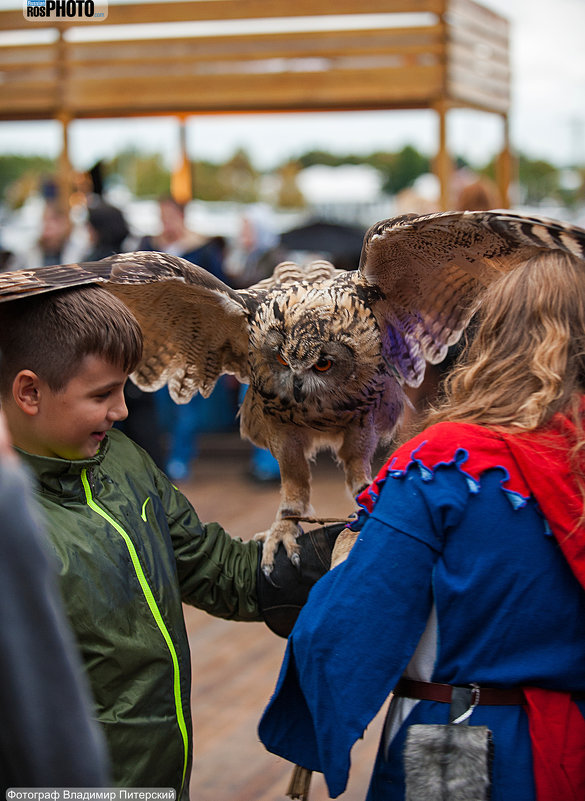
top-left (0, 0), bottom-right (511, 209)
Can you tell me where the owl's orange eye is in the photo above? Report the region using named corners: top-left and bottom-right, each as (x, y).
top-left (314, 356), bottom-right (333, 372)
top-left (277, 353), bottom-right (289, 367)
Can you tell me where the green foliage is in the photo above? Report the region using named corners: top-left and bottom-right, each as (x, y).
top-left (517, 155), bottom-right (560, 205)
top-left (276, 160), bottom-right (306, 209)
top-left (380, 146), bottom-right (431, 194)
top-left (0, 155), bottom-right (56, 206)
top-left (298, 150), bottom-right (362, 169)
top-left (192, 159), bottom-right (226, 201)
top-left (107, 150), bottom-right (170, 197)
top-left (215, 148), bottom-right (260, 203)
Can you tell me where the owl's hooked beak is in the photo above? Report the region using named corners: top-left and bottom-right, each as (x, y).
top-left (292, 375), bottom-right (304, 403)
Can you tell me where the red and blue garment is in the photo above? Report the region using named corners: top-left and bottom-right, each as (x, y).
top-left (259, 417), bottom-right (585, 801)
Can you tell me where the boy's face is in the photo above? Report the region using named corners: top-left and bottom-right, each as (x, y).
top-left (32, 354), bottom-right (129, 460)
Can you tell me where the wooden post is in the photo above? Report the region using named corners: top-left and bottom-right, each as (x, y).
top-left (435, 100), bottom-right (452, 211)
top-left (56, 113), bottom-right (73, 211)
top-left (496, 112), bottom-right (512, 208)
top-left (55, 28), bottom-right (73, 211)
top-left (171, 114), bottom-right (193, 205)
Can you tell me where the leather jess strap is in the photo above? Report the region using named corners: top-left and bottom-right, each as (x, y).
top-left (394, 677), bottom-right (526, 706)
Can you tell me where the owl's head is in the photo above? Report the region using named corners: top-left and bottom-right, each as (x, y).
top-left (250, 285), bottom-right (383, 407)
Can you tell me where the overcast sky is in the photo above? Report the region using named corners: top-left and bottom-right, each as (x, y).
top-left (0, 0), bottom-right (584, 170)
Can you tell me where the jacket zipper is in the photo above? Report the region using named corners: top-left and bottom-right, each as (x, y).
top-left (81, 468), bottom-right (189, 794)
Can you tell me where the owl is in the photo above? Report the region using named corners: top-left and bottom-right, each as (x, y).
top-left (2, 209), bottom-right (585, 574)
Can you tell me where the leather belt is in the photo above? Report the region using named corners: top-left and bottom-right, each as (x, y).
top-left (394, 677), bottom-right (526, 706)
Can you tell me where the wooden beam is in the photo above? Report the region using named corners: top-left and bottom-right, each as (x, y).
top-left (60, 64), bottom-right (444, 116)
top-left (62, 25), bottom-right (445, 67)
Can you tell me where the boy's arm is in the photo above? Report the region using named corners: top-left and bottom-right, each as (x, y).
top-left (156, 469), bottom-right (344, 630)
top-left (163, 479), bottom-right (261, 620)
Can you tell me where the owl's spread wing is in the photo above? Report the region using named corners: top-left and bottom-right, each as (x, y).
top-left (0, 251), bottom-right (251, 401)
top-left (359, 210), bottom-right (585, 386)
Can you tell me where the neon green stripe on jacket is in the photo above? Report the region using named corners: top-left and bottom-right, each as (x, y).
top-left (81, 468), bottom-right (189, 794)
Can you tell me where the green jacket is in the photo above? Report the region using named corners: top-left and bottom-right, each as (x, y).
top-left (18, 429), bottom-right (261, 797)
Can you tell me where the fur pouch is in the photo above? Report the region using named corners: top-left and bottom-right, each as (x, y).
top-left (404, 723), bottom-right (493, 801)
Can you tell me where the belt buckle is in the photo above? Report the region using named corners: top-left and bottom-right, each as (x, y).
top-left (450, 683), bottom-right (480, 725)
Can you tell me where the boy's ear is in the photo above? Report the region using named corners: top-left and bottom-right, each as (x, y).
top-left (12, 370), bottom-right (43, 416)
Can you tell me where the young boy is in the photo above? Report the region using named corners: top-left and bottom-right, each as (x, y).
top-left (0, 285), bottom-right (339, 796)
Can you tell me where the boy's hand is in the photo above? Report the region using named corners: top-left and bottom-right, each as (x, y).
top-left (257, 523), bottom-right (346, 638)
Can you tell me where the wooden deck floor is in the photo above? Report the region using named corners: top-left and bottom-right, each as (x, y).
top-left (176, 435), bottom-right (389, 801)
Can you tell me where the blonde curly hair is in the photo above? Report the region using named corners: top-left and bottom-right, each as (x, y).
top-left (428, 250), bottom-right (585, 432)
top-left (426, 250), bottom-right (585, 521)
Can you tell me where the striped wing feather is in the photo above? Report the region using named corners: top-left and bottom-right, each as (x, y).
top-left (0, 251), bottom-right (251, 402)
top-left (359, 210), bottom-right (585, 386)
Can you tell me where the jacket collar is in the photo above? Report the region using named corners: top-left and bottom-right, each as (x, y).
top-left (15, 436), bottom-right (110, 499)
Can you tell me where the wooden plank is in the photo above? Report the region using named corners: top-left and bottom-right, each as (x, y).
top-left (65, 25), bottom-right (446, 68)
top-left (448, 21), bottom-right (509, 58)
top-left (447, 76), bottom-right (510, 113)
top-left (61, 63), bottom-right (444, 115)
top-left (448, 61), bottom-right (510, 97)
top-left (66, 55), bottom-right (442, 85)
top-left (0, 82), bottom-right (59, 114)
top-left (0, 43), bottom-right (57, 69)
top-left (448, 39), bottom-right (510, 75)
top-left (448, 0), bottom-right (509, 39)
top-left (0, 0), bottom-right (447, 32)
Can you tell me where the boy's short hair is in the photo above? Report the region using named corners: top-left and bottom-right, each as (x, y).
top-left (0, 285), bottom-right (143, 398)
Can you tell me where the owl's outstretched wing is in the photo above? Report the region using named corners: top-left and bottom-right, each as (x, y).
top-left (0, 251), bottom-right (251, 401)
top-left (359, 210), bottom-right (585, 387)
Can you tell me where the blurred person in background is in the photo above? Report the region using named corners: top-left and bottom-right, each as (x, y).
top-left (10, 200), bottom-right (87, 270)
top-left (226, 203), bottom-right (286, 288)
top-left (138, 194), bottom-right (227, 281)
top-left (85, 200), bottom-right (131, 261)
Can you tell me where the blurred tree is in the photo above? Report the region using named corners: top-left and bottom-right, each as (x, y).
top-left (517, 155), bottom-right (559, 205)
top-left (108, 150), bottom-right (170, 198)
top-left (217, 148), bottom-right (259, 203)
top-left (276, 160), bottom-right (306, 209)
top-left (379, 145), bottom-right (431, 194)
top-left (0, 156), bottom-right (56, 207)
top-left (192, 159), bottom-right (225, 201)
top-left (298, 150), bottom-right (364, 169)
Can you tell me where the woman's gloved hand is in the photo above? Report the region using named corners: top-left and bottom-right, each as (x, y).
top-left (257, 522), bottom-right (347, 638)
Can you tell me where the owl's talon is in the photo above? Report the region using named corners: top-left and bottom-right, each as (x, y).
top-left (262, 564), bottom-right (277, 584)
top-left (291, 552), bottom-right (301, 569)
